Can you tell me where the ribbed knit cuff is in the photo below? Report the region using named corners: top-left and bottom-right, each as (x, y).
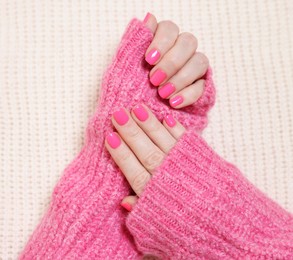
top-left (126, 130), bottom-right (293, 259)
top-left (194, 66), bottom-right (216, 133)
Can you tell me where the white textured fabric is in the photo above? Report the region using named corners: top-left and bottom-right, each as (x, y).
top-left (0, 0), bottom-right (292, 258)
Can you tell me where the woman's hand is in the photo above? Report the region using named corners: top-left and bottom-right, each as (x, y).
top-left (105, 104), bottom-right (186, 211)
top-left (105, 14), bottom-right (211, 210)
top-left (143, 13), bottom-right (209, 109)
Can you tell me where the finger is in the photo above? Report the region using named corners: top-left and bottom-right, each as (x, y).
top-left (105, 132), bottom-right (151, 196)
top-left (142, 12), bottom-right (157, 34)
top-left (145, 20), bottom-right (179, 66)
top-left (158, 52), bottom-right (209, 99)
top-left (131, 104), bottom-right (176, 153)
top-left (163, 115), bottom-right (186, 140)
top-left (121, 195), bottom-right (138, 212)
top-left (150, 32), bottom-right (198, 87)
top-left (112, 108), bottom-right (165, 173)
top-left (169, 79), bottom-right (205, 109)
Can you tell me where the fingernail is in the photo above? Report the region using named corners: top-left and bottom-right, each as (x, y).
top-left (143, 12), bottom-right (151, 24)
top-left (106, 132), bottom-right (121, 149)
top-left (165, 115), bottom-right (176, 127)
top-left (121, 202), bottom-right (132, 212)
top-left (150, 69), bottom-right (167, 86)
top-left (158, 83), bottom-right (176, 98)
top-left (145, 48), bottom-right (161, 65)
top-left (170, 95), bottom-right (184, 107)
top-left (113, 108), bottom-right (129, 126)
top-left (133, 105), bottom-right (149, 122)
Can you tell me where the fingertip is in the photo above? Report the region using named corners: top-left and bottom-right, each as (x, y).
top-left (121, 196), bottom-right (138, 211)
top-left (105, 132), bottom-right (122, 149)
top-left (164, 114), bottom-right (177, 128)
top-left (121, 202), bottom-right (132, 212)
top-left (142, 12), bottom-right (157, 34)
top-left (143, 12), bottom-right (151, 24)
top-left (169, 80), bottom-right (205, 109)
top-left (169, 95), bottom-right (184, 108)
top-left (163, 115), bottom-right (186, 140)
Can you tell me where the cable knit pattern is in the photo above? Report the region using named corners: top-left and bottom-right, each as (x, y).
top-left (19, 18), bottom-right (215, 259)
top-left (126, 130), bottom-right (293, 259)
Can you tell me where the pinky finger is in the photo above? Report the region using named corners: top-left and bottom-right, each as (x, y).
top-left (163, 115), bottom-right (186, 140)
top-left (169, 79), bottom-right (205, 109)
top-left (121, 195), bottom-right (138, 212)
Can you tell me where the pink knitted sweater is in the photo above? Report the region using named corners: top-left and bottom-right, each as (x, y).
top-left (19, 18), bottom-right (293, 259)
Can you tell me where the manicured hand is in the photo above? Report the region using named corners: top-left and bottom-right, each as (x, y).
top-left (143, 13), bottom-right (209, 109)
top-left (105, 104), bottom-right (186, 211)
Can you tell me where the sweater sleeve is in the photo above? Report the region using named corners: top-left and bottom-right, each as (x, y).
top-left (171, 67), bottom-right (216, 134)
top-left (125, 130), bottom-right (293, 259)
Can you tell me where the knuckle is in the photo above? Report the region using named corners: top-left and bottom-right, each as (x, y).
top-left (126, 124), bottom-right (141, 139)
top-left (132, 172), bottom-right (150, 194)
top-left (159, 20), bottom-right (179, 35)
top-left (168, 57), bottom-right (181, 71)
top-left (142, 151), bottom-right (165, 171)
top-left (195, 52), bottom-right (209, 68)
top-left (179, 32), bottom-right (198, 48)
top-left (146, 121), bottom-right (161, 135)
top-left (118, 150), bottom-right (133, 166)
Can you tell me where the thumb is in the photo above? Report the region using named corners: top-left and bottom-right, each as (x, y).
top-left (121, 195), bottom-right (138, 212)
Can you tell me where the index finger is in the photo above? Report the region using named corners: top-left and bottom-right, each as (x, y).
top-left (105, 132), bottom-right (151, 196)
top-left (145, 20), bottom-right (179, 66)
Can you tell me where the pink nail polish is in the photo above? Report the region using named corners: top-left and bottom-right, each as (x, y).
top-left (158, 83), bottom-right (176, 98)
top-left (150, 69), bottom-right (167, 86)
top-left (145, 49), bottom-right (161, 65)
top-left (121, 202), bottom-right (132, 212)
top-left (165, 115), bottom-right (176, 127)
top-left (106, 132), bottom-right (121, 149)
top-left (113, 108), bottom-right (129, 126)
top-left (143, 12), bottom-right (151, 24)
top-left (133, 105), bottom-right (149, 122)
top-left (170, 95), bottom-right (184, 107)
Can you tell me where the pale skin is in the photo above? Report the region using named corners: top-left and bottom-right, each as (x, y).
top-left (144, 13), bottom-right (209, 108)
top-left (105, 13), bottom-right (209, 210)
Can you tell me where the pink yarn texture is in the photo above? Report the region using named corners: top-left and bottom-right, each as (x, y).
top-left (19, 18), bottom-right (215, 259)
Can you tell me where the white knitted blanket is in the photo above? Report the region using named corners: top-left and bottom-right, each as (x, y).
top-left (0, 0), bottom-right (292, 258)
